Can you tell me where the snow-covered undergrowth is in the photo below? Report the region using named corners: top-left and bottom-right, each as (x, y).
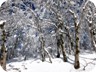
top-left (6, 52), bottom-right (96, 72)
top-left (0, 66), bottom-right (6, 72)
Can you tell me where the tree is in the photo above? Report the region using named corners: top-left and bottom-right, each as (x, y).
top-left (69, 9), bottom-right (80, 69)
top-left (0, 21), bottom-right (7, 70)
top-left (68, 0), bottom-right (91, 69)
top-left (28, 7), bottom-right (52, 63)
top-left (84, 1), bottom-right (96, 51)
top-left (45, 0), bottom-right (68, 62)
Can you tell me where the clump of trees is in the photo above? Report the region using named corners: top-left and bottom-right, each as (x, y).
top-left (0, 0), bottom-right (96, 70)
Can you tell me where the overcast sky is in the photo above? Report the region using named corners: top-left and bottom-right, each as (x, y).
top-left (0, 0), bottom-right (96, 7)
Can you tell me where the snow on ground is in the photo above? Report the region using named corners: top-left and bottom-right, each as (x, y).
top-left (0, 66), bottom-right (6, 72)
top-left (7, 58), bottom-right (75, 72)
top-left (6, 52), bottom-right (96, 72)
top-left (91, 65), bottom-right (96, 72)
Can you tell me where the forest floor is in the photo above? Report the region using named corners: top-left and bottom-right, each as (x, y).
top-left (5, 51), bottom-right (96, 72)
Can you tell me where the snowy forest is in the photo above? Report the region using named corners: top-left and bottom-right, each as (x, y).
top-left (0, 0), bottom-right (96, 72)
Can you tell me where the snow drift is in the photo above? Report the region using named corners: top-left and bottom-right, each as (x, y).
top-left (0, 66), bottom-right (6, 72)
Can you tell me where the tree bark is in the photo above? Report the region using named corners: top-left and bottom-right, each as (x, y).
top-left (40, 36), bottom-right (52, 63)
top-left (56, 22), bottom-right (67, 62)
top-left (0, 22), bottom-right (7, 70)
top-left (40, 36), bottom-right (46, 62)
top-left (74, 23), bottom-right (80, 69)
top-left (56, 38), bottom-right (60, 58)
top-left (60, 34), bottom-right (67, 62)
top-left (0, 44), bottom-right (7, 70)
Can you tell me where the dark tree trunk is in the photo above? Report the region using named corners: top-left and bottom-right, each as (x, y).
top-left (56, 38), bottom-right (60, 58)
top-left (74, 22), bottom-right (80, 69)
top-left (56, 22), bottom-right (67, 62)
top-left (40, 37), bottom-right (46, 62)
top-left (0, 22), bottom-right (7, 70)
top-left (40, 36), bottom-right (52, 63)
top-left (60, 34), bottom-right (67, 62)
top-left (89, 23), bottom-right (96, 52)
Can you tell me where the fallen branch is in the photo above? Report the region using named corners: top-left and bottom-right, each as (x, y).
top-left (82, 59), bottom-right (96, 70)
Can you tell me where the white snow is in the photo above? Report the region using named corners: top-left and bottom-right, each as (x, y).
top-left (0, 0), bottom-right (7, 7)
top-left (0, 66), bottom-right (6, 72)
top-left (7, 58), bottom-right (75, 72)
top-left (90, 0), bottom-right (96, 6)
top-left (70, 1), bottom-right (75, 5)
top-left (14, 35), bottom-right (17, 38)
top-left (91, 65), bottom-right (96, 72)
top-left (6, 52), bottom-right (96, 72)
top-left (0, 20), bottom-right (6, 25)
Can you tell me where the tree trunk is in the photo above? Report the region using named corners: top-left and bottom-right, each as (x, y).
top-left (60, 34), bottom-right (67, 62)
top-left (0, 44), bottom-right (7, 70)
top-left (40, 36), bottom-right (46, 62)
top-left (74, 40), bottom-right (80, 69)
top-left (89, 23), bottom-right (96, 52)
top-left (40, 36), bottom-right (52, 63)
top-left (0, 22), bottom-right (7, 70)
top-left (56, 38), bottom-right (60, 58)
top-left (74, 24), bottom-right (80, 69)
top-left (56, 21), bottom-right (67, 61)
